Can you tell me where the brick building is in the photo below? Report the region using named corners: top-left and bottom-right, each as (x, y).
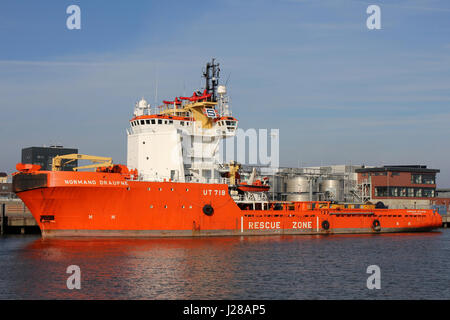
top-left (433, 189), bottom-right (450, 214)
top-left (355, 165), bottom-right (440, 209)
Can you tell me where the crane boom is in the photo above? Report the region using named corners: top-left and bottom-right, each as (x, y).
top-left (52, 154), bottom-right (113, 171)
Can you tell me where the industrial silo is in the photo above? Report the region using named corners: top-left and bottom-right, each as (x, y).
top-left (319, 178), bottom-right (344, 202)
top-left (285, 176), bottom-right (317, 201)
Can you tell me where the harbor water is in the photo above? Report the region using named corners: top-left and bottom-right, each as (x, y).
top-left (1, 230), bottom-right (450, 299)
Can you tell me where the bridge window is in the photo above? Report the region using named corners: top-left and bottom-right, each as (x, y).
top-left (158, 120), bottom-right (162, 124)
top-left (146, 120), bottom-right (150, 124)
top-left (151, 119), bottom-right (156, 124)
top-left (141, 120), bottom-right (145, 125)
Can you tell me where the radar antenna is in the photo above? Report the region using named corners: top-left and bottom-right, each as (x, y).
top-left (203, 58), bottom-right (220, 102)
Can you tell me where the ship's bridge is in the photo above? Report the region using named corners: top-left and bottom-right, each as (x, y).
top-left (126, 86), bottom-right (237, 183)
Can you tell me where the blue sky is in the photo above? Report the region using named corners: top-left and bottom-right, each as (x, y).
top-left (1, 0), bottom-right (450, 186)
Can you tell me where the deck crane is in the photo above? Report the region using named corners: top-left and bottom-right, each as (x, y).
top-left (51, 154), bottom-right (113, 171)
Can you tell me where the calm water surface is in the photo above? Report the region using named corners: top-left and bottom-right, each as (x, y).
top-left (1, 230), bottom-right (449, 299)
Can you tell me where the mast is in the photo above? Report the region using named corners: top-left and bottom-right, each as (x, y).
top-left (203, 58), bottom-right (220, 102)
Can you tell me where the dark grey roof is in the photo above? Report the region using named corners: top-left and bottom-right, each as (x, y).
top-left (0, 172), bottom-right (7, 177)
top-left (355, 166), bottom-right (439, 174)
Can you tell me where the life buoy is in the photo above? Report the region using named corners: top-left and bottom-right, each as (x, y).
top-left (203, 204), bottom-right (214, 216)
top-left (322, 220), bottom-right (330, 230)
top-left (375, 201), bottom-right (386, 209)
top-left (372, 219), bottom-right (381, 231)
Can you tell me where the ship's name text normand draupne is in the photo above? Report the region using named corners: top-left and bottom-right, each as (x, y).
top-left (63, 180), bottom-right (129, 186)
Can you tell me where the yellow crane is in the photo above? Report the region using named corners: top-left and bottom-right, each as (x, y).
top-left (51, 154), bottom-right (113, 171)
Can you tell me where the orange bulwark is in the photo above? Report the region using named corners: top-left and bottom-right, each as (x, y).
top-left (12, 168), bottom-right (442, 238)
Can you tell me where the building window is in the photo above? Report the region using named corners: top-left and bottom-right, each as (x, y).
top-left (412, 174), bottom-right (422, 184)
top-left (389, 187), bottom-right (398, 197)
top-left (375, 187), bottom-right (388, 197)
top-left (422, 175), bottom-right (435, 184)
top-left (412, 174), bottom-right (435, 185)
top-left (400, 187), bottom-right (407, 197)
top-left (375, 186), bottom-right (437, 198)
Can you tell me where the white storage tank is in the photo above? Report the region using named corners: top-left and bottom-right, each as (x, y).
top-left (319, 179), bottom-right (344, 202)
top-left (286, 176), bottom-right (317, 201)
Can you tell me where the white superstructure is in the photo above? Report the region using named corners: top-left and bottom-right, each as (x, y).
top-left (126, 64), bottom-right (238, 183)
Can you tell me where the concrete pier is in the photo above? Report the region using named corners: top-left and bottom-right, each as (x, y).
top-left (0, 200), bottom-right (39, 235)
top-left (442, 215), bottom-right (450, 228)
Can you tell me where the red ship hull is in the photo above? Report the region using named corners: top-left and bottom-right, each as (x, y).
top-left (13, 171), bottom-right (443, 238)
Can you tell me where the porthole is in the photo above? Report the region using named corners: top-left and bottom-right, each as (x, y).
top-left (186, 188), bottom-right (189, 192)
top-left (159, 188), bottom-right (162, 191)
top-left (171, 188), bottom-right (174, 191)
top-left (150, 205), bottom-right (153, 208)
top-left (164, 205), bottom-right (168, 209)
top-left (147, 187), bottom-right (151, 191)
